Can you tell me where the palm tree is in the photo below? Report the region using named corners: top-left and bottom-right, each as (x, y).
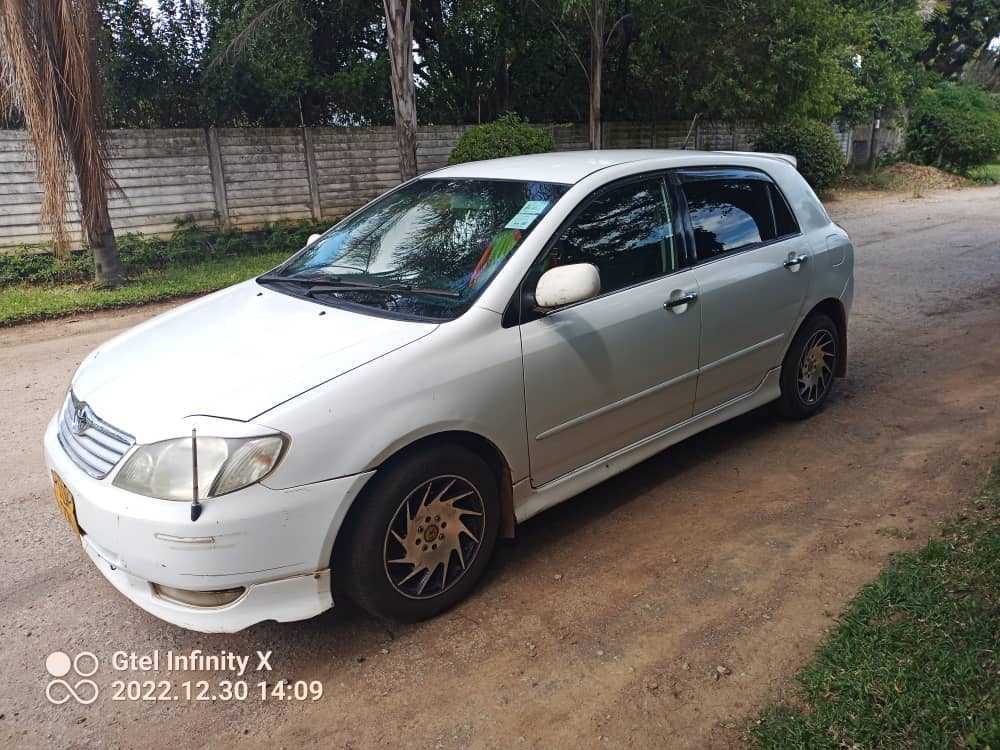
top-left (0, 0), bottom-right (123, 287)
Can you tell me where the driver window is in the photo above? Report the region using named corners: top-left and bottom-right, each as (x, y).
top-left (537, 177), bottom-right (678, 296)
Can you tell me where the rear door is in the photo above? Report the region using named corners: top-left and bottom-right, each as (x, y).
top-left (675, 168), bottom-right (812, 414)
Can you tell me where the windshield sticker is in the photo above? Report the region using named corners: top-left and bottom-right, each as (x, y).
top-left (519, 200), bottom-right (549, 215)
top-left (504, 213), bottom-right (536, 230)
top-left (504, 200), bottom-right (550, 230)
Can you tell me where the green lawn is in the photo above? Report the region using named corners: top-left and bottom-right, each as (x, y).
top-left (970, 163), bottom-right (1000, 185)
top-left (752, 463), bottom-right (1000, 749)
top-left (0, 251), bottom-right (288, 327)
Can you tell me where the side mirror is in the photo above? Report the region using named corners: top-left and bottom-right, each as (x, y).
top-left (534, 263), bottom-right (601, 309)
top-left (307, 233), bottom-right (322, 246)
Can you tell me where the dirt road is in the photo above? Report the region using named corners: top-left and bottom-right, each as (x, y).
top-left (2, 186), bottom-right (999, 749)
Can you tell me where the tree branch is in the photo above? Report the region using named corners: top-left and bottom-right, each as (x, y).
top-left (603, 13), bottom-right (628, 49)
top-left (206, 0), bottom-right (297, 71)
top-left (528, 0), bottom-right (590, 84)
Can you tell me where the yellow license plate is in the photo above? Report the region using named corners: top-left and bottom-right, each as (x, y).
top-left (52, 471), bottom-right (81, 537)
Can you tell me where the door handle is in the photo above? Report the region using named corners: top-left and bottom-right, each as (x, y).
top-left (663, 292), bottom-right (698, 310)
top-left (783, 255), bottom-right (808, 269)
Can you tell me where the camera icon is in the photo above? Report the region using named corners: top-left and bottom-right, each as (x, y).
top-left (45, 651), bottom-right (99, 705)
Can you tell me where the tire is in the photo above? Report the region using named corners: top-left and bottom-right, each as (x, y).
top-left (777, 313), bottom-right (840, 420)
top-left (336, 443), bottom-right (500, 623)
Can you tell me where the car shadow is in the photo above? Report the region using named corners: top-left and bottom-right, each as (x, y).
top-left (488, 403), bottom-right (783, 572)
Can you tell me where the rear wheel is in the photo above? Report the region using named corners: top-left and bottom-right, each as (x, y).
top-left (777, 313), bottom-right (840, 419)
top-left (337, 443), bottom-right (500, 622)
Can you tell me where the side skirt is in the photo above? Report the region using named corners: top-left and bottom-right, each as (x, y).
top-left (512, 367), bottom-right (782, 524)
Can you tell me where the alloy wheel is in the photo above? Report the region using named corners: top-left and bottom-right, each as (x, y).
top-left (796, 328), bottom-right (836, 405)
top-left (383, 475), bottom-right (486, 600)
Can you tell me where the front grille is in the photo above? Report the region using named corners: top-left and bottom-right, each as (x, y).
top-left (57, 392), bottom-right (135, 479)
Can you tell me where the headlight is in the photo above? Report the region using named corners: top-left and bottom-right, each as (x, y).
top-left (113, 435), bottom-right (286, 501)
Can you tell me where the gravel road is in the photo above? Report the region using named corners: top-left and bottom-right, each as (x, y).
top-left (2, 186), bottom-right (999, 749)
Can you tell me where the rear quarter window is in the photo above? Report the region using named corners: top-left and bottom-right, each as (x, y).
top-left (770, 184), bottom-right (800, 238)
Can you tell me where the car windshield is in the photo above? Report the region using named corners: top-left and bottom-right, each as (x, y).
top-left (264, 177), bottom-right (568, 320)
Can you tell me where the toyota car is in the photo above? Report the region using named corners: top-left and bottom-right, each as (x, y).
top-left (44, 150), bottom-right (854, 632)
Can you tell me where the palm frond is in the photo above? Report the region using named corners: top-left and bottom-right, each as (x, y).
top-left (0, 0), bottom-right (116, 256)
top-left (207, 0), bottom-right (298, 71)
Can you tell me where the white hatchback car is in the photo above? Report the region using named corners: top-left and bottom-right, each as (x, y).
top-left (44, 150), bottom-right (853, 632)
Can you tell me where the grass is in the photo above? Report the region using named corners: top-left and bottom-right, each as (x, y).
top-left (751, 463), bottom-right (1000, 749)
top-left (0, 251), bottom-right (288, 326)
top-left (970, 163), bottom-right (1000, 185)
top-left (0, 218), bottom-right (320, 327)
top-left (875, 526), bottom-right (916, 541)
top-left (835, 169), bottom-right (899, 192)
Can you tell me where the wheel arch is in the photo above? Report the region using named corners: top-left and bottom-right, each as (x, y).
top-left (800, 297), bottom-right (848, 376)
top-left (332, 430), bottom-right (517, 570)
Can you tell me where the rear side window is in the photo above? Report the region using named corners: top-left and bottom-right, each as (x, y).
top-left (680, 177), bottom-right (775, 261)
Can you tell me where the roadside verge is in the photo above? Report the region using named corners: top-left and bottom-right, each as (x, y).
top-left (751, 459), bottom-right (1000, 748)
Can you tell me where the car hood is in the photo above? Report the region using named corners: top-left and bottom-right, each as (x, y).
top-left (71, 280), bottom-right (437, 437)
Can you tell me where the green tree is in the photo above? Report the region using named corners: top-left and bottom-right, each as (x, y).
top-left (907, 81), bottom-right (1000, 171)
top-left (966, 47), bottom-right (1000, 91)
top-left (99, 0), bottom-right (207, 127)
top-left (205, 0), bottom-right (386, 127)
top-left (632, 0), bottom-right (859, 123)
top-left (412, 0), bottom-right (507, 123)
top-left (203, 0), bottom-right (319, 126)
top-left (99, 0), bottom-right (389, 127)
top-left (534, 0), bottom-right (634, 148)
top-left (836, 0), bottom-right (930, 167)
top-left (920, 0), bottom-right (1000, 79)
top-left (408, 0), bottom-right (623, 132)
top-left (204, 0), bottom-right (417, 176)
top-left (89, 0), bottom-right (946, 148)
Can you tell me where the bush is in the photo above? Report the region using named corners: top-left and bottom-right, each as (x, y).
top-left (969, 162), bottom-right (1000, 185)
top-left (906, 82), bottom-right (1000, 174)
top-left (448, 113), bottom-right (554, 165)
top-left (755, 120), bottom-right (846, 191)
top-left (0, 217), bottom-right (320, 287)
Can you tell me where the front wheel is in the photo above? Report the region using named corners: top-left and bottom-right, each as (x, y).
top-left (777, 313), bottom-right (840, 419)
top-left (336, 443), bottom-right (500, 623)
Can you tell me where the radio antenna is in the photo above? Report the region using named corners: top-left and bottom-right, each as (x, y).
top-left (190, 428), bottom-right (203, 521)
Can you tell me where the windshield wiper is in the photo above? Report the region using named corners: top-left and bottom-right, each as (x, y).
top-left (258, 273), bottom-right (371, 287)
top-left (258, 273), bottom-right (320, 285)
top-left (259, 273), bottom-right (461, 299)
top-left (380, 282), bottom-right (461, 299)
top-left (306, 283), bottom-right (461, 299)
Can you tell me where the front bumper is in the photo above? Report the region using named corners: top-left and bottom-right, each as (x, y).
top-left (84, 536), bottom-right (332, 633)
top-left (44, 416), bottom-right (374, 633)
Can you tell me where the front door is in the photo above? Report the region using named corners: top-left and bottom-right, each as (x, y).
top-left (676, 168), bottom-right (812, 414)
top-left (519, 176), bottom-right (701, 486)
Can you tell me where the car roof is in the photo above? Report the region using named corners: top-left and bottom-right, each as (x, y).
top-left (427, 149), bottom-right (797, 185)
